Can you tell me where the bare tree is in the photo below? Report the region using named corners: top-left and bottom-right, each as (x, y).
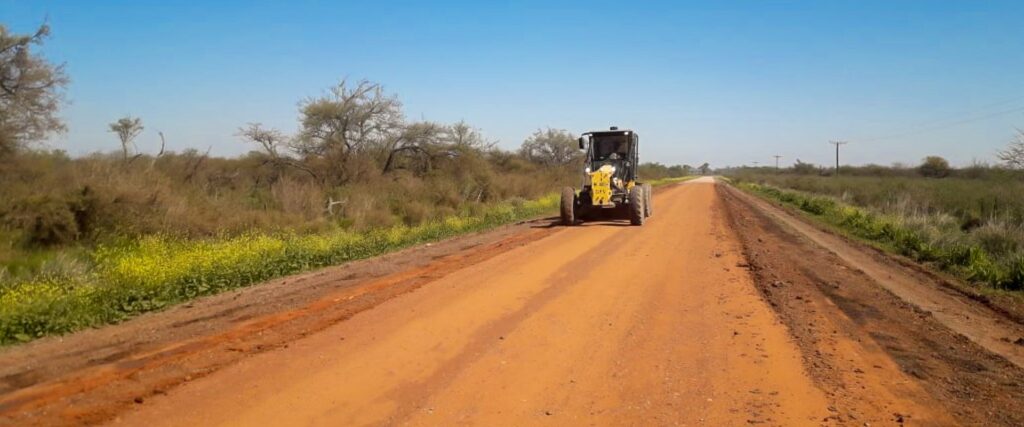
top-left (519, 128), bottom-right (581, 167)
top-left (237, 123), bottom-right (319, 181)
top-left (0, 23), bottom-right (69, 155)
top-left (447, 120), bottom-right (495, 151)
top-left (238, 123), bottom-right (287, 159)
top-left (383, 121), bottom-right (444, 174)
top-left (998, 129), bottom-right (1024, 169)
top-left (146, 130), bottom-right (167, 171)
top-left (156, 131), bottom-right (167, 157)
top-left (295, 79), bottom-right (403, 184)
top-left (382, 121), bottom-right (497, 175)
top-left (109, 116), bottom-right (144, 161)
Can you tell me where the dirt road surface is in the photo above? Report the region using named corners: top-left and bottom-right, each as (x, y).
top-left (3, 178), bottom-right (1023, 426)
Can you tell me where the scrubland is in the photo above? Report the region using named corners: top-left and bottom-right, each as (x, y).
top-left (0, 122), bottom-right (690, 344)
top-left (732, 170), bottom-right (1024, 293)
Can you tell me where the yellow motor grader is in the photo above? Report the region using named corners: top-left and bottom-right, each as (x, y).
top-left (561, 127), bottom-right (652, 226)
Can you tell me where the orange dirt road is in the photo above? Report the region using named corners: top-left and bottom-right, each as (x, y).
top-left (106, 179), bottom-right (949, 426)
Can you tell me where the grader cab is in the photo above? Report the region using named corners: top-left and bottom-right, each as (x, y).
top-left (561, 127), bottom-right (652, 226)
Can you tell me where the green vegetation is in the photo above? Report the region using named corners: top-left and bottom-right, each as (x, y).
top-left (0, 196), bottom-right (557, 344)
top-left (737, 180), bottom-right (1024, 292)
top-left (734, 173), bottom-right (1024, 227)
top-left (639, 162), bottom-right (693, 179)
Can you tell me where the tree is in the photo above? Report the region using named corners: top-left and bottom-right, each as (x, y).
top-left (519, 128), bottom-right (581, 166)
top-left (447, 120), bottom-right (495, 151)
top-left (0, 23), bottom-right (69, 155)
top-left (382, 121), bottom-right (445, 174)
top-left (998, 129), bottom-right (1024, 169)
top-left (698, 162), bottom-right (711, 175)
top-left (109, 116), bottom-right (144, 161)
top-left (294, 79), bottom-right (403, 184)
top-left (917, 155), bottom-right (950, 178)
top-left (238, 122), bottom-right (287, 159)
top-left (792, 159), bottom-right (817, 175)
top-left (237, 123), bottom-right (318, 181)
top-left (382, 121), bottom-right (495, 175)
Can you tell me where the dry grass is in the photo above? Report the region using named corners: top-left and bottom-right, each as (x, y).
top-left (738, 180), bottom-right (1024, 292)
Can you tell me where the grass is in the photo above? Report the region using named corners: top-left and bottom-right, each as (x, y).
top-left (737, 181), bottom-right (1024, 293)
top-left (0, 194), bottom-right (558, 345)
top-left (735, 174), bottom-right (1024, 225)
top-left (648, 176), bottom-right (696, 186)
top-left (0, 176), bottom-right (692, 346)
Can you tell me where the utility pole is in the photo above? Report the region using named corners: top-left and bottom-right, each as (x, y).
top-left (773, 155), bottom-right (782, 170)
top-left (829, 140), bottom-right (848, 176)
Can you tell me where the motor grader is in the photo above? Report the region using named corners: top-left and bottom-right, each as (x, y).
top-left (561, 127), bottom-right (652, 226)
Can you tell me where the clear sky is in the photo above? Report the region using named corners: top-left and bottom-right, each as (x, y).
top-left (2, 0), bottom-right (1023, 168)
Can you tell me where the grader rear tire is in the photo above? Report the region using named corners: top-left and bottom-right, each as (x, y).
top-left (643, 183), bottom-right (653, 217)
top-left (560, 187), bottom-right (576, 225)
top-left (629, 186), bottom-right (645, 226)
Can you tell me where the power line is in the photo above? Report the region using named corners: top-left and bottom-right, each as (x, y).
top-left (773, 155), bottom-right (782, 170)
top-left (859, 103), bottom-right (1024, 143)
top-left (890, 94), bottom-right (1024, 130)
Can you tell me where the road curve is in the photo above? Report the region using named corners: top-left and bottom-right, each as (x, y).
top-left (107, 178), bottom-right (948, 426)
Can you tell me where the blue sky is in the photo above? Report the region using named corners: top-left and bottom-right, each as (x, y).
top-left (2, 0), bottom-right (1023, 167)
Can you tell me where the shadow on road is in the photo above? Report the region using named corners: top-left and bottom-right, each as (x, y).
top-left (532, 219), bottom-right (633, 228)
top-left (576, 220), bottom-right (632, 227)
top-left (529, 217), bottom-right (563, 229)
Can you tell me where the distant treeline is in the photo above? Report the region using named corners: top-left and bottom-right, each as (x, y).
top-left (721, 151), bottom-right (1024, 181)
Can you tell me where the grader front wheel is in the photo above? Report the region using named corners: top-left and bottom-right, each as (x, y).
top-left (560, 187), bottom-right (577, 225)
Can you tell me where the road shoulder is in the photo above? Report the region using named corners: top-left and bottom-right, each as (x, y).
top-left (719, 182), bottom-right (1024, 426)
top-left (0, 220), bottom-right (560, 426)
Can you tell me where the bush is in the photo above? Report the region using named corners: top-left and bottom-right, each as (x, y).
top-left (918, 156), bottom-right (951, 178)
top-left (12, 195), bottom-right (80, 246)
